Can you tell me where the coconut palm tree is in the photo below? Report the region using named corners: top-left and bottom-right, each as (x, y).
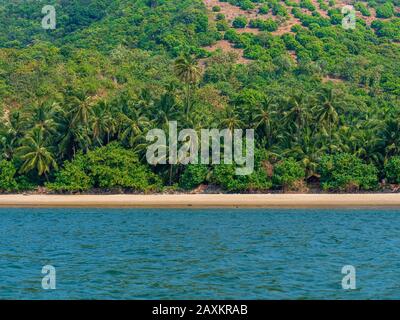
top-left (91, 101), bottom-right (116, 146)
top-left (16, 128), bottom-right (58, 180)
top-left (29, 103), bottom-right (60, 136)
top-left (253, 97), bottom-right (277, 145)
top-left (283, 92), bottom-right (311, 137)
top-left (119, 108), bottom-right (150, 148)
top-left (71, 96), bottom-right (93, 127)
top-left (174, 54), bottom-right (201, 116)
top-left (313, 87), bottom-right (343, 151)
top-left (380, 118), bottom-right (400, 159)
top-left (0, 110), bottom-right (26, 160)
top-left (221, 106), bottom-right (244, 132)
top-left (56, 110), bottom-right (91, 158)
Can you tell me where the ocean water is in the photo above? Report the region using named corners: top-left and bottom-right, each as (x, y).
top-left (1, 208), bottom-right (400, 299)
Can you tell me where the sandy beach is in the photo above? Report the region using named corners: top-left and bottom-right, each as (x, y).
top-left (0, 194), bottom-right (400, 208)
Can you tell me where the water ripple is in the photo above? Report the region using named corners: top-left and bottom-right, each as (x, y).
top-left (0, 208), bottom-right (400, 299)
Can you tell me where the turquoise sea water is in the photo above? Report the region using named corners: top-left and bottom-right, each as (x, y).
top-left (1, 208), bottom-right (400, 299)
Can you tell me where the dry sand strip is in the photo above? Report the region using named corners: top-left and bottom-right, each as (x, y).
top-left (0, 194), bottom-right (400, 208)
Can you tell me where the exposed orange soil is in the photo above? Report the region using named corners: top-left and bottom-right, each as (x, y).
top-left (203, 40), bottom-right (250, 64)
top-left (272, 15), bottom-right (301, 36)
top-left (203, 0), bottom-right (264, 21)
top-left (309, 0), bottom-right (329, 18)
top-left (322, 75), bottom-right (344, 84)
top-left (361, 7), bottom-right (377, 25)
top-left (236, 27), bottom-right (261, 35)
top-left (203, 1), bottom-right (398, 63)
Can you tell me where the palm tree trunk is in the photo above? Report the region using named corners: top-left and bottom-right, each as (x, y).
top-left (169, 164), bottom-right (173, 185)
top-left (185, 83), bottom-right (191, 117)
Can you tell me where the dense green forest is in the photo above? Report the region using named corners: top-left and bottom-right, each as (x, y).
top-left (0, 0), bottom-right (399, 193)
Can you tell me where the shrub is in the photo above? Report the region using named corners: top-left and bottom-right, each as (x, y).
top-left (291, 24), bottom-right (302, 32)
top-left (376, 3), bottom-right (394, 19)
top-left (179, 165), bottom-right (209, 190)
top-left (232, 16), bottom-right (248, 28)
top-left (355, 2), bottom-right (371, 16)
top-left (47, 144), bottom-right (162, 192)
top-left (211, 155), bottom-right (272, 192)
top-left (319, 153), bottom-right (378, 191)
top-left (216, 20), bottom-right (229, 31)
top-left (239, 0), bottom-right (255, 11)
top-left (212, 164), bottom-right (249, 192)
top-left (249, 18), bottom-right (278, 32)
top-left (212, 6), bottom-right (221, 12)
top-left (46, 154), bottom-right (93, 192)
top-left (259, 5), bottom-right (269, 14)
top-left (273, 158), bottom-right (305, 191)
top-left (215, 13), bottom-right (225, 20)
top-left (0, 160), bottom-right (18, 192)
top-left (300, 0), bottom-right (316, 11)
top-left (384, 157), bottom-right (400, 184)
top-left (272, 4), bottom-right (288, 17)
top-left (247, 168), bottom-right (273, 192)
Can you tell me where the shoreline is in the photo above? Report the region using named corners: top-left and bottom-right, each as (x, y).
top-left (0, 194), bottom-right (400, 208)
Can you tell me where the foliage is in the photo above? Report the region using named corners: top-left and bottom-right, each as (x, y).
top-left (376, 3), bottom-right (395, 18)
top-left (232, 16), bottom-right (248, 28)
top-left (212, 164), bottom-right (272, 192)
top-left (384, 157), bottom-right (400, 184)
top-left (0, 160), bottom-right (18, 191)
top-left (179, 164), bottom-right (209, 190)
top-left (319, 154), bottom-right (378, 191)
top-left (211, 149), bottom-right (273, 192)
top-left (46, 154), bottom-right (93, 192)
top-left (273, 158), bottom-right (305, 190)
top-left (0, 0), bottom-right (399, 194)
top-left (47, 144), bottom-right (161, 192)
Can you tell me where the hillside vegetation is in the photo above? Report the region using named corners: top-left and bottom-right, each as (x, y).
top-left (0, 0), bottom-right (399, 193)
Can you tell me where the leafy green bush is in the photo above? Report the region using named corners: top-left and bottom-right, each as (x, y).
top-left (47, 144), bottom-right (161, 192)
top-left (216, 13), bottom-right (226, 20)
top-left (249, 18), bottom-right (279, 32)
top-left (0, 160), bottom-right (18, 192)
top-left (259, 5), bottom-right (270, 14)
top-left (355, 2), bottom-right (371, 16)
top-left (376, 3), bottom-right (395, 18)
top-left (179, 165), bottom-right (209, 190)
top-left (384, 157), bottom-right (400, 184)
top-left (247, 168), bottom-right (273, 192)
top-left (300, 0), bottom-right (316, 11)
top-left (217, 20), bottom-right (230, 31)
top-left (212, 165), bottom-right (248, 192)
top-left (232, 16), bottom-right (248, 28)
top-left (46, 154), bottom-right (93, 192)
top-left (212, 164), bottom-right (272, 192)
top-left (273, 158), bottom-right (305, 190)
top-left (272, 4), bottom-right (288, 17)
top-left (239, 0), bottom-right (255, 10)
top-left (319, 154), bottom-right (378, 191)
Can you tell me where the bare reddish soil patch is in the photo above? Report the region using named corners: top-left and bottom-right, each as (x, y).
top-left (322, 75), bottom-right (344, 84)
top-left (204, 0), bottom-right (263, 21)
top-left (272, 15), bottom-right (301, 36)
top-left (204, 40), bottom-right (251, 64)
top-left (203, 1), bottom-right (399, 64)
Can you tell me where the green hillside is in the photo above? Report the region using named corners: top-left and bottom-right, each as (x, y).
top-left (0, 0), bottom-right (399, 193)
